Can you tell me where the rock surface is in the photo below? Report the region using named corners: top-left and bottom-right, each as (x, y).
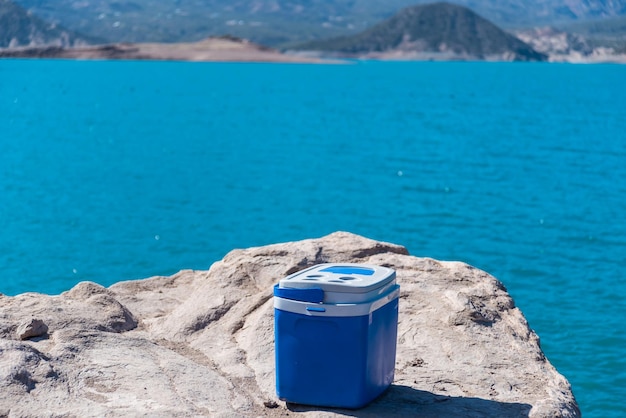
top-left (15, 319), bottom-right (48, 341)
top-left (515, 27), bottom-right (626, 63)
top-left (0, 232), bottom-right (579, 417)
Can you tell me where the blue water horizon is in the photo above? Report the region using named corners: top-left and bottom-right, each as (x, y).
top-left (1, 59), bottom-right (625, 416)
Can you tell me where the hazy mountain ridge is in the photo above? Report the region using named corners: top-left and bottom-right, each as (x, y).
top-left (11, 0), bottom-right (626, 46)
top-left (0, 0), bottom-right (94, 48)
top-left (565, 15), bottom-right (626, 54)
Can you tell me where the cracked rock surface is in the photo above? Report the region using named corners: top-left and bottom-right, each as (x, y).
top-left (0, 232), bottom-right (579, 417)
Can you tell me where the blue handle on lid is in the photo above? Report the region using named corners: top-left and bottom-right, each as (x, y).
top-left (273, 284), bottom-right (324, 303)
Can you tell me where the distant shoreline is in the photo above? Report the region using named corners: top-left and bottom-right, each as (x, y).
top-left (0, 37), bottom-right (332, 64)
top-left (2, 37), bottom-right (624, 64)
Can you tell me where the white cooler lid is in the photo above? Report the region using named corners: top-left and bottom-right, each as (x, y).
top-left (278, 263), bottom-right (396, 303)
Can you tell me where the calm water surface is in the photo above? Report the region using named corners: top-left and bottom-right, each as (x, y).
top-left (1, 60), bottom-right (625, 416)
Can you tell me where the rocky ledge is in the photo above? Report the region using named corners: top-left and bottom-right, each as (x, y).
top-left (0, 232), bottom-right (579, 417)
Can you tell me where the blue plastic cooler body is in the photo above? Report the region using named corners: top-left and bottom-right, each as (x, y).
top-left (274, 297), bottom-right (398, 408)
top-left (274, 263), bottom-right (399, 409)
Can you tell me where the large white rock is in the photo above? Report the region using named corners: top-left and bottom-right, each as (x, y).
top-left (0, 232), bottom-right (579, 417)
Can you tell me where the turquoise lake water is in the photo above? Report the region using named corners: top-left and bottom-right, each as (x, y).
top-left (1, 59), bottom-right (625, 416)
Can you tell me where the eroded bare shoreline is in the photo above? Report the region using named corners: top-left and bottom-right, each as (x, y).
top-left (2, 36), bottom-right (624, 64)
top-left (0, 37), bottom-right (332, 63)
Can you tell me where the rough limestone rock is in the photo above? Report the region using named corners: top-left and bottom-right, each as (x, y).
top-left (15, 319), bottom-right (48, 341)
top-left (0, 232), bottom-right (579, 417)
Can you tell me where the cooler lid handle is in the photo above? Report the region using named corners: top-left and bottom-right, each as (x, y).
top-left (273, 284), bottom-right (324, 303)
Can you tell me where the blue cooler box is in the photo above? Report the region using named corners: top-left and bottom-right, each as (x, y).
top-left (274, 263), bottom-right (399, 408)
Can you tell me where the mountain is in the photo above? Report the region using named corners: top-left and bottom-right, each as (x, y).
top-left (10, 0), bottom-right (626, 47)
top-left (293, 3), bottom-right (547, 61)
top-left (559, 14), bottom-right (626, 43)
top-left (0, 0), bottom-right (93, 48)
top-left (9, 0), bottom-right (366, 46)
